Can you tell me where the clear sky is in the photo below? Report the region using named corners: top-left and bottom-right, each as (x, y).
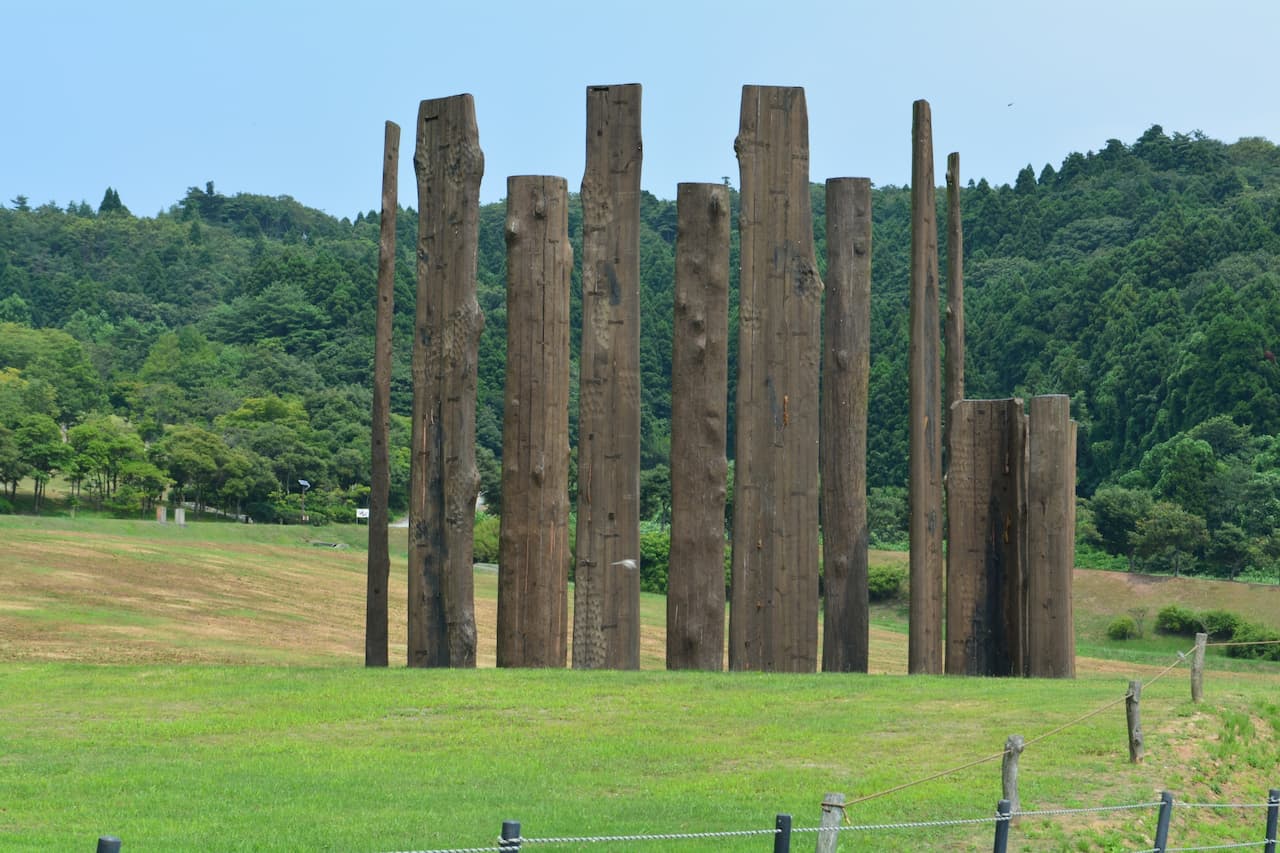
top-left (4, 0), bottom-right (1277, 218)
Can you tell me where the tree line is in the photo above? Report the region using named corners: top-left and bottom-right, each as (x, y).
top-left (2, 125), bottom-right (1279, 577)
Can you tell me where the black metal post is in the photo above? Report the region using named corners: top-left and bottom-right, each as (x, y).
top-left (1153, 791), bottom-right (1174, 852)
top-left (96, 838), bottom-right (121, 853)
top-left (773, 813), bottom-right (792, 853)
top-left (992, 799), bottom-right (1011, 853)
top-left (1265, 788), bottom-right (1278, 853)
top-left (500, 819), bottom-right (521, 851)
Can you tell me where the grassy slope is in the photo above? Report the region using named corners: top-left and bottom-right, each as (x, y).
top-left (2, 515), bottom-right (1279, 851)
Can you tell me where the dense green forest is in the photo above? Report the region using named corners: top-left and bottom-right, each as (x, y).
top-left (2, 125), bottom-right (1279, 578)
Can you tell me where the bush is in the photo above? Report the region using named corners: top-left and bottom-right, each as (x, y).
top-left (1225, 621), bottom-right (1280, 661)
top-left (1155, 604), bottom-right (1199, 636)
top-left (0, 496), bottom-right (12, 514)
top-left (868, 564), bottom-right (907, 602)
top-left (1107, 615), bottom-right (1140, 640)
top-left (1199, 609), bottom-right (1242, 640)
top-left (473, 513), bottom-right (500, 564)
top-left (638, 523), bottom-right (670, 595)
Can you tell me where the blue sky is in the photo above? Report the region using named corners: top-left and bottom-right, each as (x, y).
top-left (4, 0), bottom-right (1277, 218)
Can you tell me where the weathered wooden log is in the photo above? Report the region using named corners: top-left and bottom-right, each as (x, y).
top-left (946, 398), bottom-right (1027, 676)
top-left (573, 84), bottom-right (643, 670)
top-left (1127, 680), bottom-right (1144, 763)
top-left (667, 183), bottom-right (730, 671)
top-left (944, 151), bottom-right (965, 472)
top-left (816, 792), bottom-right (846, 853)
top-left (909, 99), bottom-right (944, 674)
top-left (1002, 734), bottom-right (1025, 816)
top-left (366, 119), bottom-right (398, 668)
top-left (497, 176), bottom-right (572, 668)
top-left (1191, 631), bottom-right (1207, 702)
top-left (729, 85), bottom-right (822, 673)
top-left (820, 177), bottom-right (871, 673)
top-left (408, 94), bottom-right (483, 668)
top-left (1027, 394), bottom-right (1077, 678)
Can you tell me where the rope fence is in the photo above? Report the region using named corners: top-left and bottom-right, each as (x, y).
top-left (373, 789), bottom-right (1278, 853)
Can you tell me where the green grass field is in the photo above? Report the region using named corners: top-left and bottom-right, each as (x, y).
top-left (2, 513), bottom-right (1279, 851)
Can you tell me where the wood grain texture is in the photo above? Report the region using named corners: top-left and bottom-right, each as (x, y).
top-left (729, 85), bottom-right (822, 673)
top-left (909, 99), bottom-right (944, 674)
top-left (497, 176), bottom-right (571, 668)
top-left (573, 84), bottom-right (642, 670)
top-left (1026, 394), bottom-right (1077, 678)
top-left (666, 182), bottom-right (730, 671)
top-left (820, 177), bottom-right (871, 673)
top-left (408, 94), bottom-right (483, 668)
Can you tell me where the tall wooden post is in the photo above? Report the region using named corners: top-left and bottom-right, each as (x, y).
top-left (944, 152), bottom-right (965, 469)
top-left (497, 176), bottom-right (572, 668)
top-left (729, 85), bottom-right (823, 673)
top-left (946, 398), bottom-right (1027, 676)
top-left (408, 94), bottom-right (484, 668)
top-left (821, 177), bottom-right (871, 673)
top-left (573, 84), bottom-right (642, 670)
top-left (667, 182), bottom-right (730, 671)
top-left (366, 120), bottom-right (398, 668)
top-left (908, 99), bottom-right (944, 674)
top-left (1027, 394), bottom-right (1077, 678)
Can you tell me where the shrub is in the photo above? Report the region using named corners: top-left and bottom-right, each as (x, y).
top-left (1225, 621), bottom-right (1280, 661)
top-left (868, 564), bottom-right (907, 602)
top-left (1199, 609), bottom-right (1242, 640)
top-left (0, 496), bottom-right (13, 514)
top-left (1155, 604), bottom-right (1199, 636)
top-left (473, 513), bottom-right (500, 564)
top-left (1107, 616), bottom-right (1140, 640)
top-left (638, 523), bottom-right (670, 595)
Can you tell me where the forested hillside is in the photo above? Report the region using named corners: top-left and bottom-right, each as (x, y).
top-left (2, 126), bottom-right (1279, 576)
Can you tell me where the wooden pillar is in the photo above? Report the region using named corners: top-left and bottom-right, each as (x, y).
top-left (908, 99), bottom-right (944, 674)
top-left (497, 176), bottom-right (572, 668)
top-left (666, 182), bottom-right (730, 671)
top-left (944, 152), bottom-right (965, 471)
top-left (573, 84), bottom-right (642, 670)
top-left (366, 119), bottom-right (398, 668)
top-left (820, 177), bottom-right (871, 673)
top-left (408, 94), bottom-right (483, 668)
top-left (729, 85), bottom-right (822, 673)
top-left (946, 398), bottom-right (1027, 676)
top-left (1026, 394), bottom-right (1077, 678)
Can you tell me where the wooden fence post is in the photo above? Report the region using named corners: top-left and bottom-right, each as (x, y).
top-left (946, 398), bottom-right (1027, 676)
top-left (816, 792), bottom-right (845, 853)
top-left (409, 93), bottom-right (483, 668)
top-left (667, 183), bottom-right (730, 671)
top-left (908, 99), bottom-right (944, 675)
top-left (820, 177), bottom-right (871, 673)
top-left (366, 119), bottom-right (398, 669)
top-left (1127, 680), bottom-right (1144, 763)
top-left (497, 176), bottom-right (572, 668)
top-left (1191, 632), bottom-right (1207, 703)
top-left (729, 85), bottom-right (822, 673)
top-left (573, 83), bottom-right (642, 670)
top-left (1002, 734), bottom-right (1025, 815)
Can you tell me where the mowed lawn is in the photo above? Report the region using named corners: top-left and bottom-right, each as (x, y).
top-left (2, 515), bottom-right (1279, 851)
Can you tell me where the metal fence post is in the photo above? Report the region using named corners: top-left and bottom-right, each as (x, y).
top-left (1265, 788), bottom-right (1278, 853)
top-left (992, 799), bottom-right (1011, 853)
top-left (773, 813), bottom-right (792, 853)
top-left (500, 819), bottom-right (521, 851)
top-left (96, 838), bottom-right (121, 853)
top-left (1152, 791), bottom-right (1174, 853)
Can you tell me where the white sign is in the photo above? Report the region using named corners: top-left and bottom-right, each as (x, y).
top-left (356, 508), bottom-right (370, 519)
